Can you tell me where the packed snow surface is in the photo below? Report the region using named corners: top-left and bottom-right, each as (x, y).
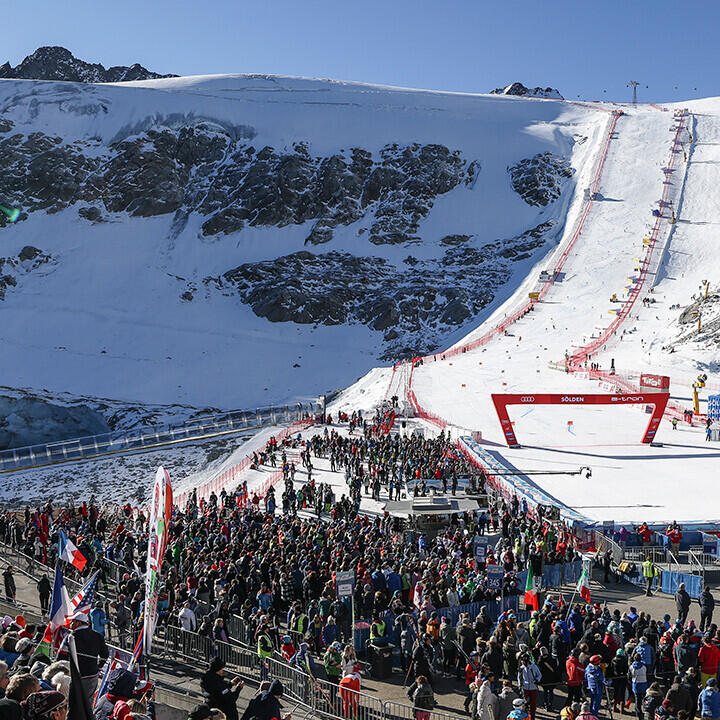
top-left (337, 100), bottom-right (720, 526)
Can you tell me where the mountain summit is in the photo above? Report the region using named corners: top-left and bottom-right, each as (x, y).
top-left (0, 46), bottom-right (176, 83)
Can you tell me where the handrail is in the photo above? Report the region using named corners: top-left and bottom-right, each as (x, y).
top-left (0, 402), bottom-right (319, 473)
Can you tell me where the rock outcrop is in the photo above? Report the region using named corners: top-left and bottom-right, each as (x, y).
top-left (0, 46), bottom-right (176, 83)
top-left (491, 82), bottom-right (563, 100)
top-left (508, 153), bottom-right (574, 206)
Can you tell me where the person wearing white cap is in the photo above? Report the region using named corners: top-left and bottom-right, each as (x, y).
top-left (57, 609), bottom-right (108, 703)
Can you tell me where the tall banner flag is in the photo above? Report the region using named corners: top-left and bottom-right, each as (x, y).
top-left (142, 466), bottom-right (173, 660)
top-left (577, 560), bottom-right (592, 603)
top-left (524, 562), bottom-right (539, 611)
top-left (37, 564), bottom-right (71, 655)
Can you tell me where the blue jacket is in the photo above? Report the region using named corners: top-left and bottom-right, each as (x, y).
top-left (568, 611), bottom-right (583, 635)
top-left (585, 664), bottom-right (609, 693)
top-left (699, 688), bottom-right (720, 718)
top-left (89, 607), bottom-right (108, 637)
top-left (636, 640), bottom-right (653, 667)
top-left (371, 570), bottom-right (387, 592)
top-left (386, 572), bottom-right (402, 594)
top-left (554, 619), bottom-right (571, 645)
top-left (322, 623), bottom-right (339, 646)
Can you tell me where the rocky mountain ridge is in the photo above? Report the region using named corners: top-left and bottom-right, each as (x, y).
top-left (491, 82), bottom-right (563, 100)
top-left (0, 46), bottom-right (175, 83)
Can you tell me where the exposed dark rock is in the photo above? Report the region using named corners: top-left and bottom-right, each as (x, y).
top-left (17, 246), bottom-right (41, 262)
top-left (78, 206), bottom-right (102, 221)
top-left (207, 220), bottom-right (556, 359)
top-left (440, 234), bottom-right (472, 246)
top-left (491, 82), bottom-right (563, 100)
top-left (508, 152), bottom-right (573, 206)
top-left (0, 46), bottom-right (176, 83)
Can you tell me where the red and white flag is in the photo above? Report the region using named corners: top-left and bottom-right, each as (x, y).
top-left (58, 530), bottom-right (87, 571)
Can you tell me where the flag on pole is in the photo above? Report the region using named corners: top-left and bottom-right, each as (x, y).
top-left (577, 561), bottom-right (591, 603)
top-left (524, 562), bottom-right (539, 611)
top-left (67, 571), bottom-right (100, 618)
top-left (37, 564), bottom-right (71, 655)
top-left (93, 657), bottom-right (117, 708)
top-left (130, 633), bottom-right (143, 669)
top-left (58, 530), bottom-right (87, 572)
top-left (142, 466), bottom-right (173, 660)
top-left (67, 635), bottom-right (94, 720)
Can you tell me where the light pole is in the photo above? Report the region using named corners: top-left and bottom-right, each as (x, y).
top-left (627, 81), bottom-right (640, 104)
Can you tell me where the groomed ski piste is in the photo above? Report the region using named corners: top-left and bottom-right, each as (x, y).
top-left (335, 99), bottom-right (720, 528)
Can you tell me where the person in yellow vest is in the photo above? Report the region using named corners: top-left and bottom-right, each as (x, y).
top-left (257, 627), bottom-right (274, 680)
top-left (370, 615), bottom-right (387, 645)
top-left (642, 557), bottom-right (659, 597)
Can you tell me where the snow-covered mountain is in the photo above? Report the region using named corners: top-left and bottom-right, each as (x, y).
top-left (0, 73), bottom-right (607, 436)
top-left (0, 46), bottom-right (175, 83)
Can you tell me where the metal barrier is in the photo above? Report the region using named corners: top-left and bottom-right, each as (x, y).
top-left (0, 403), bottom-right (318, 473)
top-left (594, 530), bottom-right (624, 565)
top-left (383, 700), bottom-right (466, 720)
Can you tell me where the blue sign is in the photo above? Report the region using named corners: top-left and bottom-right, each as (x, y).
top-left (474, 537), bottom-right (488, 563)
top-left (486, 565), bottom-right (504, 590)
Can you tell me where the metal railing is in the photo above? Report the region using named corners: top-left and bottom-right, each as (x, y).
top-left (594, 530), bottom-right (624, 565)
top-left (163, 625), bottom-right (464, 720)
top-left (0, 402), bottom-right (319, 473)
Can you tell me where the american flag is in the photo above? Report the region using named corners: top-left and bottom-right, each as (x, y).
top-left (66, 571), bottom-right (100, 622)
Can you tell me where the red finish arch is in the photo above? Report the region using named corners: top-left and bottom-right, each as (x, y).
top-left (491, 392), bottom-right (669, 447)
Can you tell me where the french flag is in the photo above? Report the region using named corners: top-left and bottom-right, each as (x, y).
top-left (37, 565), bottom-right (71, 655)
top-left (58, 529), bottom-right (87, 572)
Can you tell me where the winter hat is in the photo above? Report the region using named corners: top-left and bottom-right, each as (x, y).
top-left (113, 700), bottom-right (132, 720)
top-left (707, 679), bottom-right (717, 688)
top-left (107, 669), bottom-right (138, 700)
top-left (616, 649), bottom-right (625, 656)
top-left (512, 699), bottom-right (525, 708)
top-left (23, 691), bottom-right (66, 719)
top-left (16, 638), bottom-right (34, 653)
top-left (662, 700), bottom-right (673, 710)
top-left (590, 655), bottom-right (602, 665)
top-left (209, 657), bottom-right (225, 672)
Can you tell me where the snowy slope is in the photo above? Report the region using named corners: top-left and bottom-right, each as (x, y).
top-left (0, 75), bottom-right (605, 417)
top-left (338, 101), bottom-right (720, 526)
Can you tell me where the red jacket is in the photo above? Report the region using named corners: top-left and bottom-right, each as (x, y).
top-left (566, 656), bottom-right (585, 687)
top-left (465, 661), bottom-right (480, 687)
top-left (698, 642), bottom-right (720, 674)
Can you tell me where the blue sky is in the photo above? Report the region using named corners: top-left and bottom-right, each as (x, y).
top-left (5, 0), bottom-right (720, 103)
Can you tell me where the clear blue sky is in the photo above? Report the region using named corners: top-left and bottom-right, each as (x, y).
top-left (5, 0), bottom-right (720, 103)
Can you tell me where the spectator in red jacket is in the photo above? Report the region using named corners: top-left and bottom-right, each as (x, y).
top-left (698, 634), bottom-right (720, 686)
top-left (566, 649), bottom-right (585, 705)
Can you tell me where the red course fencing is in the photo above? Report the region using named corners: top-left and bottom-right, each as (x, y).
top-left (174, 418), bottom-right (315, 507)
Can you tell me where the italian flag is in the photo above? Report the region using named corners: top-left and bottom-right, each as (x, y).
top-left (577, 562), bottom-right (591, 603)
top-left (524, 563), bottom-right (539, 610)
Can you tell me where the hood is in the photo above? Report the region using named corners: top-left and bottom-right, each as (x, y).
top-left (107, 668), bottom-right (137, 699)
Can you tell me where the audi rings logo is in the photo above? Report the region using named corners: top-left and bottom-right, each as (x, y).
top-left (560, 396), bottom-right (585, 403)
top-left (520, 396), bottom-right (535, 402)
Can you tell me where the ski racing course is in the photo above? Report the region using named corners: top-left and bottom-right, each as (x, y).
top-left (373, 101), bottom-right (720, 527)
